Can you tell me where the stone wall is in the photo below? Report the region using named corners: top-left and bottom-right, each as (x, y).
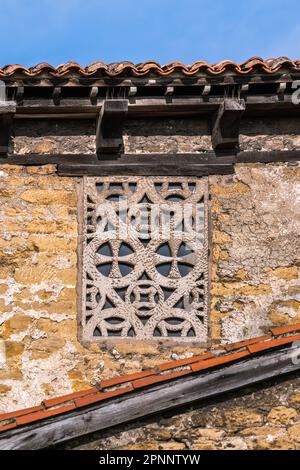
top-left (123, 118), bottom-right (212, 153)
top-left (12, 119), bottom-right (96, 155)
top-left (240, 117), bottom-right (300, 151)
top-left (0, 116), bottom-right (299, 453)
top-left (210, 163), bottom-right (300, 342)
top-left (67, 375), bottom-right (300, 450)
top-left (122, 116), bottom-right (300, 154)
top-left (0, 164), bottom-right (209, 411)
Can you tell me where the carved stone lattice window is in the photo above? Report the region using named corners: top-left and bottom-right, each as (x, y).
top-left (79, 176), bottom-right (209, 342)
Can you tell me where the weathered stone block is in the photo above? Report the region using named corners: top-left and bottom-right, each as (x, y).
top-left (28, 235), bottom-right (77, 253)
top-left (21, 189), bottom-right (76, 205)
top-left (267, 406), bottom-right (298, 425)
top-left (224, 408), bottom-right (263, 428)
top-left (26, 165), bottom-right (57, 175)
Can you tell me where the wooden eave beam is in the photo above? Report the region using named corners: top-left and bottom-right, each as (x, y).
top-left (0, 150), bottom-right (299, 172)
top-left (57, 162), bottom-right (234, 177)
top-left (211, 98), bottom-right (245, 152)
top-left (0, 102), bottom-right (16, 156)
top-left (56, 149), bottom-right (300, 176)
top-left (12, 94), bottom-right (300, 120)
top-left (96, 99), bottom-right (128, 159)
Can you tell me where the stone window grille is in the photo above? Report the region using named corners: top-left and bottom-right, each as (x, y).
top-left (79, 176), bottom-right (209, 342)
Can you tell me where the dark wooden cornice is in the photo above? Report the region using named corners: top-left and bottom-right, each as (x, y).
top-left (11, 93), bottom-right (300, 120)
top-left (1, 150), bottom-right (299, 176)
top-left (56, 150), bottom-right (300, 176)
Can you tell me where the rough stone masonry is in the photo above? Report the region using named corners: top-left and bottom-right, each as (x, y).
top-left (0, 116), bottom-right (299, 449)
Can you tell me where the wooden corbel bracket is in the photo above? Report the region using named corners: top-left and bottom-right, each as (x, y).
top-left (211, 98), bottom-right (245, 153)
top-left (0, 102), bottom-right (16, 156)
top-left (96, 99), bottom-right (129, 159)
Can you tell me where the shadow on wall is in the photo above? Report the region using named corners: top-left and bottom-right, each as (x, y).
top-left (123, 118), bottom-right (212, 154)
top-left (240, 117), bottom-right (300, 136)
top-left (124, 118), bottom-right (210, 137)
top-left (12, 119), bottom-right (96, 155)
top-left (239, 117), bottom-right (300, 152)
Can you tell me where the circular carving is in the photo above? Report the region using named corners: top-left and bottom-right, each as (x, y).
top-left (154, 317), bottom-right (196, 337)
top-left (126, 281), bottom-right (163, 317)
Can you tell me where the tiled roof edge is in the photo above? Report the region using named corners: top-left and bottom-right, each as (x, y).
top-left (0, 322), bottom-right (300, 435)
top-left (1, 57), bottom-right (300, 78)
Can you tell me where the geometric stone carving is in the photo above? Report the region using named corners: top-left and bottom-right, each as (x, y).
top-left (80, 176), bottom-right (209, 342)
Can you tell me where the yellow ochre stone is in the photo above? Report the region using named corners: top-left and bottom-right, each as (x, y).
top-left (3, 314), bottom-right (31, 334)
top-left (269, 266), bottom-right (299, 281)
top-left (267, 406), bottom-right (298, 425)
top-left (0, 385), bottom-right (12, 394)
top-left (288, 391), bottom-right (300, 405)
top-left (288, 423), bottom-right (300, 442)
top-left (15, 266), bottom-right (76, 285)
top-left (211, 282), bottom-right (272, 296)
top-left (26, 165), bottom-right (57, 175)
top-left (20, 189), bottom-right (76, 205)
top-left (211, 182), bottom-right (250, 197)
top-left (224, 408), bottom-right (263, 427)
top-left (212, 231), bottom-right (232, 244)
top-left (213, 246), bottom-right (229, 261)
top-left (28, 235), bottom-right (77, 253)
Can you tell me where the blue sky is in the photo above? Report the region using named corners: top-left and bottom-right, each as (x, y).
top-left (1, 0), bottom-right (300, 66)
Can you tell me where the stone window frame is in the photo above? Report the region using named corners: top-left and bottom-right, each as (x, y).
top-left (77, 176), bottom-right (212, 345)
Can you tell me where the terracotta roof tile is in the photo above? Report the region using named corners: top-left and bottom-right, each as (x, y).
top-left (74, 385), bottom-right (134, 408)
top-left (191, 350), bottom-right (250, 372)
top-left (270, 323), bottom-right (300, 336)
top-left (15, 404), bottom-right (76, 426)
top-left (0, 422), bottom-right (17, 433)
top-left (43, 387), bottom-right (98, 408)
top-left (157, 352), bottom-right (215, 371)
top-left (224, 335), bottom-right (271, 352)
top-left (0, 405), bottom-right (44, 423)
top-left (133, 369), bottom-right (191, 389)
top-left (247, 334), bottom-right (300, 354)
top-left (0, 57), bottom-right (299, 79)
top-left (0, 326), bottom-right (299, 435)
top-left (100, 370), bottom-right (156, 388)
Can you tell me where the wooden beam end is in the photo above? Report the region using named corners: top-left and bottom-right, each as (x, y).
top-left (212, 98), bottom-right (245, 152)
top-left (96, 99), bottom-right (128, 159)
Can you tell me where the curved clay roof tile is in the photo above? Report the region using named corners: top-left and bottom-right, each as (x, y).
top-left (1, 58), bottom-right (300, 79)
